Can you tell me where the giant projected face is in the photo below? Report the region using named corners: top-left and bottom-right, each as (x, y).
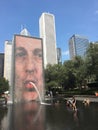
top-left (14, 35), bottom-right (44, 102)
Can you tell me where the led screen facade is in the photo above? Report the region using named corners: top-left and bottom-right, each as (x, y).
top-left (13, 35), bottom-right (44, 102)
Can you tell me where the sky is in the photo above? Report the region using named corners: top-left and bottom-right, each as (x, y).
top-left (0, 0), bottom-right (98, 62)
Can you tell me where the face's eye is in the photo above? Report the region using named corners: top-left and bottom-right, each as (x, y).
top-left (33, 49), bottom-right (42, 58)
top-left (16, 51), bottom-right (26, 57)
top-left (15, 47), bottom-right (27, 62)
top-left (37, 52), bottom-right (42, 58)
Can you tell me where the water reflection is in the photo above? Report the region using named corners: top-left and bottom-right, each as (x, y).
top-left (45, 101), bottom-right (98, 130)
top-left (0, 106), bottom-right (8, 130)
top-left (14, 102), bottom-right (45, 130)
top-left (0, 102), bottom-right (45, 130)
top-left (0, 101), bottom-right (98, 130)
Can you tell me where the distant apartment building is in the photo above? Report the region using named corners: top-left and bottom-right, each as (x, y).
top-left (69, 34), bottom-right (89, 60)
top-left (57, 48), bottom-right (62, 64)
top-left (94, 41), bottom-right (98, 44)
top-left (4, 40), bottom-right (12, 86)
top-left (0, 53), bottom-right (4, 77)
top-left (39, 12), bottom-right (57, 68)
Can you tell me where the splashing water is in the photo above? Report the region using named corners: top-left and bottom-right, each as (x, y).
top-left (29, 82), bottom-right (51, 105)
top-left (29, 82), bottom-right (42, 103)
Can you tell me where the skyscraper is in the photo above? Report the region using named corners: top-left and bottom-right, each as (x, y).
top-left (0, 53), bottom-right (4, 77)
top-left (4, 40), bottom-right (12, 86)
top-left (39, 12), bottom-right (57, 68)
top-left (57, 48), bottom-right (62, 64)
top-left (69, 34), bottom-right (89, 60)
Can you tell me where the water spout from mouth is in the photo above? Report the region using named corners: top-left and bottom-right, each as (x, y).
top-left (29, 82), bottom-right (51, 105)
top-left (29, 82), bottom-right (42, 103)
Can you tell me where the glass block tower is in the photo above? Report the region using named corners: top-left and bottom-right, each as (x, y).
top-left (39, 12), bottom-right (57, 68)
top-left (69, 34), bottom-right (89, 60)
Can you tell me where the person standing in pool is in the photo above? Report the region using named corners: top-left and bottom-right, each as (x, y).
top-left (72, 96), bottom-right (77, 111)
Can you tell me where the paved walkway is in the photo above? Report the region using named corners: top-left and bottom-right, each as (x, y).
top-left (75, 95), bottom-right (98, 102)
top-left (46, 95), bottom-right (98, 102)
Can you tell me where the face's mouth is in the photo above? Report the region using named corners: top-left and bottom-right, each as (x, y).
top-left (24, 81), bottom-right (37, 92)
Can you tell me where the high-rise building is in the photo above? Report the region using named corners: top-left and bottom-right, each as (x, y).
top-left (4, 40), bottom-right (12, 85)
top-left (69, 34), bottom-right (89, 60)
top-left (0, 53), bottom-right (4, 77)
top-left (39, 12), bottom-right (57, 68)
top-left (57, 48), bottom-right (62, 64)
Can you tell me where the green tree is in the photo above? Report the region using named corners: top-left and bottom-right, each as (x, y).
top-left (0, 77), bottom-right (9, 96)
top-left (85, 43), bottom-right (98, 82)
top-left (45, 64), bottom-right (65, 91)
top-left (63, 60), bottom-right (76, 89)
top-left (73, 56), bottom-right (87, 88)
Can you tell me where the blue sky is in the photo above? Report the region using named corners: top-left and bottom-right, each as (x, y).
top-left (0, 0), bottom-right (98, 62)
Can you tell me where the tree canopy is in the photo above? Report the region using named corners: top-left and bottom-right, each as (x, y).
top-left (45, 43), bottom-right (98, 92)
top-left (0, 77), bottom-right (9, 96)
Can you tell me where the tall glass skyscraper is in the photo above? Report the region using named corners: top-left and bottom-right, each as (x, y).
top-left (69, 34), bottom-right (89, 60)
top-left (39, 12), bottom-right (57, 68)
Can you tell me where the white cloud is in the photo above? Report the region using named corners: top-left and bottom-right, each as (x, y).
top-left (62, 50), bottom-right (69, 56)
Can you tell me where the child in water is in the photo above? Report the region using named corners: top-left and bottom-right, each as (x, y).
top-left (66, 96), bottom-right (77, 111)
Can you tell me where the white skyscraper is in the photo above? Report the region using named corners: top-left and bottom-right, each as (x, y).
top-left (39, 12), bottom-right (57, 68)
top-left (4, 40), bottom-right (12, 86)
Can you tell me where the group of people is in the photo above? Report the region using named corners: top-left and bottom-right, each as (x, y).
top-left (66, 96), bottom-right (90, 111)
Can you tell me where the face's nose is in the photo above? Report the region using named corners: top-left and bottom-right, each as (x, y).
top-left (26, 56), bottom-right (37, 74)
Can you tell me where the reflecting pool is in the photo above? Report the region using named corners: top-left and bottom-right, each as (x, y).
top-left (0, 100), bottom-right (98, 130)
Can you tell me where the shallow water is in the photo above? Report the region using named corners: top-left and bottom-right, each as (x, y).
top-left (0, 100), bottom-right (98, 130)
